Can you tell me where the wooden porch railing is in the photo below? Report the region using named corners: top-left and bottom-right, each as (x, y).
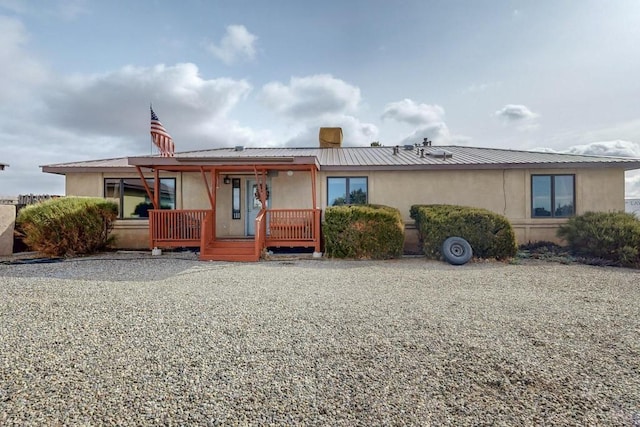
top-left (266, 209), bottom-right (320, 249)
top-left (149, 209), bottom-right (208, 248)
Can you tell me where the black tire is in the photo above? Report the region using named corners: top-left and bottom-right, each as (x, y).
top-left (442, 236), bottom-right (473, 265)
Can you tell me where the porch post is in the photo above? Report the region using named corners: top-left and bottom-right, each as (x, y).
top-left (311, 166), bottom-right (321, 253)
top-left (153, 168), bottom-right (160, 209)
top-left (135, 166), bottom-right (158, 209)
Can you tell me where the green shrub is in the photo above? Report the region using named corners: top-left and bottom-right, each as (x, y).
top-left (16, 197), bottom-right (118, 257)
top-left (323, 204), bottom-right (404, 259)
top-left (557, 211), bottom-right (640, 268)
top-left (410, 204), bottom-right (517, 260)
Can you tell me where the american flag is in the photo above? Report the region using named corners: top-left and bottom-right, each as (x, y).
top-left (150, 106), bottom-right (175, 157)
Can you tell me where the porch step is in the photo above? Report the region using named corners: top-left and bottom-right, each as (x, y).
top-left (200, 240), bottom-right (259, 262)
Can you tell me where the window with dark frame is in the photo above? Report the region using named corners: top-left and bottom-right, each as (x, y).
top-left (327, 177), bottom-right (368, 206)
top-left (232, 178), bottom-right (241, 219)
top-left (531, 174), bottom-right (575, 218)
top-left (104, 178), bottom-right (176, 219)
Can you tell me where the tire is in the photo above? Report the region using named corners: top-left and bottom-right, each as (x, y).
top-left (442, 236), bottom-right (473, 265)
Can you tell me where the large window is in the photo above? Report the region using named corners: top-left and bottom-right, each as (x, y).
top-left (531, 175), bottom-right (575, 218)
top-left (327, 177), bottom-right (368, 206)
top-left (104, 178), bottom-right (176, 219)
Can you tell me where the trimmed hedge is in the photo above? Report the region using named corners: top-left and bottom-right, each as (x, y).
top-left (557, 211), bottom-right (640, 268)
top-left (323, 204), bottom-right (404, 259)
top-left (410, 204), bottom-right (517, 260)
top-left (16, 197), bottom-right (118, 257)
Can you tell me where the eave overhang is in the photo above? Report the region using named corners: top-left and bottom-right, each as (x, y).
top-left (319, 161), bottom-right (640, 172)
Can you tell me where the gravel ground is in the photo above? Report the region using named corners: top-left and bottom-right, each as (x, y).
top-left (1, 253), bottom-right (639, 426)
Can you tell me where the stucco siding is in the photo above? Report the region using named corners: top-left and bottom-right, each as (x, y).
top-left (61, 166), bottom-right (628, 250)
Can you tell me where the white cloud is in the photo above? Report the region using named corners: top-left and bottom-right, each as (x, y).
top-left (206, 25), bottom-right (258, 65)
top-left (258, 75), bottom-right (376, 146)
top-left (495, 104), bottom-right (539, 122)
top-left (562, 140), bottom-right (640, 158)
top-left (381, 99), bottom-right (445, 126)
top-left (260, 74), bottom-right (361, 119)
top-left (0, 60), bottom-right (265, 195)
top-left (283, 115), bottom-right (378, 147)
top-left (0, 15), bottom-right (48, 104)
top-left (380, 98), bottom-right (469, 145)
top-left (42, 63), bottom-right (252, 147)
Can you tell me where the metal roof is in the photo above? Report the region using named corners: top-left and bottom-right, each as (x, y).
top-left (42, 145), bottom-right (640, 173)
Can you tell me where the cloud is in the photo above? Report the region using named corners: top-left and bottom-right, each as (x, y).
top-left (0, 15), bottom-right (48, 104)
top-left (380, 98), bottom-right (469, 145)
top-left (381, 99), bottom-right (445, 126)
top-left (260, 74), bottom-right (361, 119)
top-left (283, 115), bottom-right (378, 148)
top-left (562, 140), bottom-right (640, 158)
top-left (42, 63), bottom-right (252, 148)
top-left (0, 60), bottom-right (265, 195)
top-left (258, 74), bottom-right (376, 147)
top-left (495, 104), bottom-right (539, 122)
top-left (206, 25), bottom-right (258, 65)
top-left (563, 140), bottom-right (640, 199)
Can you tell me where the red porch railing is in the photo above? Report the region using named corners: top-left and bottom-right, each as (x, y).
top-left (150, 208), bottom-right (321, 259)
top-left (266, 209), bottom-right (320, 248)
top-left (149, 209), bottom-right (208, 248)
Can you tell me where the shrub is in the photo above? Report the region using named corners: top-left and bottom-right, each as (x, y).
top-left (323, 204), bottom-right (404, 259)
top-left (410, 204), bottom-right (517, 260)
top-left (16, 197), bottom-right (118, 257)
top-left (557, 211), bottom-right (640, 268)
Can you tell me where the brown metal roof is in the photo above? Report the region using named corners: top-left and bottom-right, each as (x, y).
top-left (41, 156), bottom-right (142, 174)
top-left (41, 145), bottom-right (640, 173)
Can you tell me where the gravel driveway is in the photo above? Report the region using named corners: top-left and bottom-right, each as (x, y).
top-left (1, 254), bottom-right (639, 426)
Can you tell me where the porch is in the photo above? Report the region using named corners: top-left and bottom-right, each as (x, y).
top-left (130, 151), bottom-right (322, 262)
top-left (148, 207), bottom-right (321, 262)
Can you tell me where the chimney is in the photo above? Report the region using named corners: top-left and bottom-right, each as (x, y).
top-left (319, 127), bottom-right (343, 148)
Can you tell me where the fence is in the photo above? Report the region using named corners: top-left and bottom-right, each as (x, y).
top-left (0, 194), bottom-right (60, 207)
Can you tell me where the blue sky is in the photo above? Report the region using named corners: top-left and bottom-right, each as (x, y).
top-left (1, 0), bottom-right (640, 196)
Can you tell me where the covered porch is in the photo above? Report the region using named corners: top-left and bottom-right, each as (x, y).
top-left (129, 154), bottom-right (322, 262)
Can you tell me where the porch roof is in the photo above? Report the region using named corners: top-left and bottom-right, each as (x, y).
top-left (41, 145), bottom-right (640, 174)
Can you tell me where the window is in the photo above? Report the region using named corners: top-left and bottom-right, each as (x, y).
top-left (104, 178), bottom-right (176, 219)
top-left (232, 178), bottom-right (241, 219)
top-left (531, 175), bottom-right (574, 218)
top-left (327, 177), bottom-right (368, 206)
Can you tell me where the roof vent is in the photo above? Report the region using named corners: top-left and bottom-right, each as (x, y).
top-left (234, 145), bottom-right (244, 151)
top-left (403, 144), bottom-right (414, 150)
top-left (428, 149), bottom-right (453, 159)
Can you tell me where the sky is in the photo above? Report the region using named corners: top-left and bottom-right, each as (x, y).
top-left (1, 0), bottom-right (640, 197)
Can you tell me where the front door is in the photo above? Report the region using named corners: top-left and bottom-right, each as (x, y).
top-left (246, 179), bottom-right (269, 236)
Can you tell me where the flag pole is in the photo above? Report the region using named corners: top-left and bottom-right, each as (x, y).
top-left (150, 103), bottom-right (153, 155)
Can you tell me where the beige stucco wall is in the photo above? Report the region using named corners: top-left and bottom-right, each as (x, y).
top-left (0, 204), bottom-right (16, 255)
top-left (66, 171), bottom-right (178, 249)
top-left (62, 166), bottom-right (627, 249)
top-left (318, 167), bottom-right (626, 245)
